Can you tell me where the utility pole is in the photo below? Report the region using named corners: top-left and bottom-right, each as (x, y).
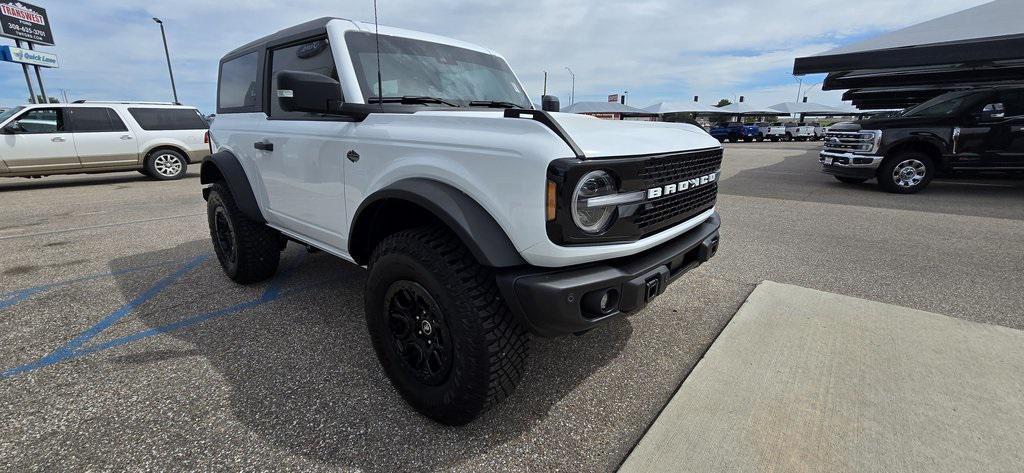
top-left (542, 71), bottom-right (547, 95)
top-left (564, 67), bottom-right (575, 105)
top-left (152, 18), bottom-right (179, 103)
top-left (27, 43), bottom-right (48, 102)
top-left (15, 40), bottom-right (36, 104)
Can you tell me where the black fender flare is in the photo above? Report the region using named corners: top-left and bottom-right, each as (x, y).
top-left (200, 150), bottom-right (265, 223)
top-left (349, 178), bottom-right (526, 268)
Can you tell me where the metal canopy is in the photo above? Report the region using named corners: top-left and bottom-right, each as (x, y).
top-left (716, 102), bottom-right (785, 115)
top-left (562, 101), bottom-right (657, 115)
top-left (841, 86), bottom-right (966, 110)
top-left (794, 0), bottom-right (1024, 75)
top-left (642, 102), bottom-right (729, 114)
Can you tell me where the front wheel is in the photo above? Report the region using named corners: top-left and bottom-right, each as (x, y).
top-left (365, 226), bottom-right (528, 425)
top-left (877, 152), bottom-right (934, 194)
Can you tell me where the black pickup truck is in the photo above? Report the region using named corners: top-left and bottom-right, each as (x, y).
top-left (820, 87), bottom-right (1024, 193)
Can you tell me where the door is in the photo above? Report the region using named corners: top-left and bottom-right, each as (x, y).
top-left (0, 107), bottom-right (79, 173)
top-left (957, 90), bottom-right (1024, 169)
top-left (258, 36), bottom-right (352, 251)
top-left (68, 107), bottom-right (140, 168)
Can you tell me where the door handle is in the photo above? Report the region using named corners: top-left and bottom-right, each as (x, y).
top-left (51, 137), bottom-right (65, 142)
top-left (254, 140), bottom-right (274, 152)
top-left (120, 135), bottom-right (133, 140)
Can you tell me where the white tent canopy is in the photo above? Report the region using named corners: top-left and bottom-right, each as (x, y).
top-left (716, 102), bottom-right (785, 115)
top-left (643, 102), bottom-right (729, 114)
top-left (767, 102), bottom-right (843, 114)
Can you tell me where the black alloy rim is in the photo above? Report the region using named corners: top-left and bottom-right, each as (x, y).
top-left (384, 280), bottom-right (453, 385)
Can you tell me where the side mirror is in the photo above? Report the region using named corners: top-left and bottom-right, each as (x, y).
top-left (541, 95), bottom-right (560, 112)
top-left (276, 70), bottom-right (343, 114)
top-left (2, 123), bottom-right (23, 134)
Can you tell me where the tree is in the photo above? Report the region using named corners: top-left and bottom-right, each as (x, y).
top-left (715, 99), bottom-right (732, 108)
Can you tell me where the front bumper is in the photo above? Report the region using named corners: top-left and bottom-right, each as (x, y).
top-left (819, 151), bottom-right (883, 178)
top-left (497, 212), bottom-right (721, 337)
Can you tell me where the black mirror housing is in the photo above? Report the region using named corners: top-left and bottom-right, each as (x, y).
top-left (541, 95), bottom-right (560, 112)
top-left (276, 70), bottom-right (344, 114)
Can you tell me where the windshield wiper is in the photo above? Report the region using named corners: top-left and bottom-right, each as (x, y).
top-left (467, 100), bottom-right (522, 109)
top-left (367, 96), bottom-right (460, 107)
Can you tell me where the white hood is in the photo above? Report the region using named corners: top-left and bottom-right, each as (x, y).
top-left (547, 112), bottom-right (720, 158)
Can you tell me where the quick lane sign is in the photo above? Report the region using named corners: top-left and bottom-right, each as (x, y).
top-left (0, 1), bottom-right (53, 45)
top-left (0, 45), bottom-right (57, 67)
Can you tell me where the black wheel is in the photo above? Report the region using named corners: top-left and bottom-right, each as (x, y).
top-left (717, 137), bottom-right (726, 143)
top-left (743, 136), bottom-right (753, 142)
top-left (144, 148), bottom-right (188, 180)
top-left (206, 183), bottom-right (282, 283)
top-left (834, 176), bottom-right (869, 184)
top-left (756, 134), bottom-right (765, 142)
top-left (728, 135), bottom-right (738, 143)
top-left (365, 225), bottom-right (528, 425)
top-left (877, 151), bottom-right (934, 194)
top-left (784, 133), bottom-right (793, 141)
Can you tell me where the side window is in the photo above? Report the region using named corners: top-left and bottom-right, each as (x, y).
top-left (218, 51), bottom-right (259, 111)
top-left (996, 91), bottom-right (1024, 118)
top-left (69, 107), bottom-right (126, 133)
top-left (9, 108), bottom-right (64, 134)
top-left (128, 108), bottom-right (209, 131)
top-left (269, 38), bottom-right (340, 118)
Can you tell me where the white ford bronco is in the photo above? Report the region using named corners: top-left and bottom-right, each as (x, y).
top-left (203, 17), bottom-right (722, 425)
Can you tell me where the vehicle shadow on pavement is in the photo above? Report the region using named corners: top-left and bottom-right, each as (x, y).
top-left (720, 153), bottom-right (1024, 221)
top-left (110, 240), bottom-right (631, 471)
top-left (0, 171), bottom-right (199, 193)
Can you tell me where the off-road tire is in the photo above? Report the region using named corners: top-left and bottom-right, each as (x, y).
top-left (877, 151), bottom-right (934, 194)
top-left (365, 225), bottom-right (528, 425)
top-left (206, 183), bottom-right (281, 283)
top-left (144, 148), bottom-right (188, 180)
top-left (785, 132), bottom-right (793, 141)
top-left (834, 176), bottom-right (868, 184)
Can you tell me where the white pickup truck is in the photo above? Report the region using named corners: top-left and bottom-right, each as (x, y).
top-left (202, 17), bottom-right (722, 425)
top-left (784, 122), bottom-right (818, 141)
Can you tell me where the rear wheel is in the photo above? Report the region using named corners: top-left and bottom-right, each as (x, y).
top-left (365, 225), bottom-right (528, 425)
top-left (785, 132), bottom-right (793, 141)
top-left (877, 152), bottom-right (934, 194)
top-left (206, 183), bottom-right (282, 283)
top-left (145, 149), bottom-right (188, 180)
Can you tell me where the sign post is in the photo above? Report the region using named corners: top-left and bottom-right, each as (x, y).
top-left (0, 1), bottom-right (55, 103)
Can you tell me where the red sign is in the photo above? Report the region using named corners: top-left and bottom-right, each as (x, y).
top-left (0, 1), bottom-right (53, 45)
top-left (1, 4), bottom-right (44, 25)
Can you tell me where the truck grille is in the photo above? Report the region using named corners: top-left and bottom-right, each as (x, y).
top-left (823, 130), bottom-right (879, 153)
top-left (634, 148), bottom-right (721, 233)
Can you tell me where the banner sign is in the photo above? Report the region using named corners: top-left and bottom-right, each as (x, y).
top-left (0, 1), bottom-right (53, 45)
top-left (0, 45), bottom-right (57, 67)
top-left (607, 94), bottom-right (619, 103)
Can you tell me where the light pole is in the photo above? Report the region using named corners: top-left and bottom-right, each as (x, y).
top-left (793, 75), bottom-right (803, 103)
top-left (564, 67), bottom-right (575, 105)
top-left (152, 18), bottom-right (179, 104)
top-left (802, 82), bottom-right (822, 102)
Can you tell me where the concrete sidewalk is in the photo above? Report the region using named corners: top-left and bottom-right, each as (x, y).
top-left (620, 281), bottom-right (1024, 472)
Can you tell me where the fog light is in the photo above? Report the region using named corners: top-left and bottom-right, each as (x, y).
top-left (582, 288), bottom-right (619, 317)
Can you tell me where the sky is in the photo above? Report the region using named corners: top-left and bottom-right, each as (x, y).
top-left (0, 0), bottom-right (993, 114)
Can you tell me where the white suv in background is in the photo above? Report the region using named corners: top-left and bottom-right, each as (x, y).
top-left (0, 101), bottom-right (210, 180)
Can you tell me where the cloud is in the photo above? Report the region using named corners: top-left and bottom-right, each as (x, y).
top-left (1, 0), bottom-right (991, 112)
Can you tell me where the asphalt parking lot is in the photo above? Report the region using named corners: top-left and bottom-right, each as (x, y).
top-left (2, 141), bottom-right (1022, 471)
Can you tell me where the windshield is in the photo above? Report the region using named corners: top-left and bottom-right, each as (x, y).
top-left (0, 106), bottom-right (24, 124)
top-left (902, 90), bottom-right (978, 117)
top-left (345, 31), bottom-right (530, 108)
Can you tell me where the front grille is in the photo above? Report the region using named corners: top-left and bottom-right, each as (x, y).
top-left (823, 130), bottom-right (878, 153)
top-left (633, 148), bottom-right (722, 233)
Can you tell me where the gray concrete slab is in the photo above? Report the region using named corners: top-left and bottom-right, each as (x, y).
top-left (621, 281), bottom-right (1024, 473)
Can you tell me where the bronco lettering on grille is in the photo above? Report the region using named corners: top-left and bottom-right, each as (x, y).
top-left (646, 171), bottom-right (718, 199)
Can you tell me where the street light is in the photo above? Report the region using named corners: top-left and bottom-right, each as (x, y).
top-left (564, 67), bottom-right (575, 105)
top-left (152, 17), bottom-right (179, 104)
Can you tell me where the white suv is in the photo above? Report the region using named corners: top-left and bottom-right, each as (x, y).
top-left (203, 17), bottom-right (721, 425)
top-left (0, 102), bottom-right (209, 180)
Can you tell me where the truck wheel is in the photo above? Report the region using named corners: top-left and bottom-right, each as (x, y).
top-left (365, 225), bottom-right (528, 425)
top-left (729, 135), bottom-right (738, 143)
top-left (757, 134), bottom-right (765, 142)
top-left (743, 136), bottom-right (753, 142)
top-left (877, 152), bottom-right (934, 194)
top-left (206, 183), bottom-right (282, 283)
top-left (834, 176), bottom-right (868, 184)
top-left (785, 133), bottom-right (793, 141)
top-left (144, 149), bottom-right (188, 180)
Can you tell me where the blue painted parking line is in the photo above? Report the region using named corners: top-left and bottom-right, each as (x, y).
top-left (1, 252), bottom-right (331, 379)
top-left (0, 258), bottom-right (187, 311)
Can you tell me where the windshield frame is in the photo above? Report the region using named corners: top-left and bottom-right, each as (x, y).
top-left (343, 31), bottom-right (531, 109)
top-left (0, 106), bottom-right (26, 126)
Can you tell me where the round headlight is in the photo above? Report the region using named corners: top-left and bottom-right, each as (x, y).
top-left (572, 170), bottom-right (617, 234)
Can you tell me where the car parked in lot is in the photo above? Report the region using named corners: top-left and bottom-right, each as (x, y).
top-left (784, 122), bottom-right (817, 141)
top-left (0, 102), bottom-right (209, 180)
top-left (763, 122), bottom-right (787, 141)
top-left (821, 86), bottom-right (1024, 193)
top-left (202, 17), bottom-right (721, 425)
top-left (709, 121), bottom-right (759, 142)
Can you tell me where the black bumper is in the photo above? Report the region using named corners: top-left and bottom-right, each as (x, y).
top-left (821, 165), bottom-right (876, 179)
top-left (496, 212), bottom-right (721, 337)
